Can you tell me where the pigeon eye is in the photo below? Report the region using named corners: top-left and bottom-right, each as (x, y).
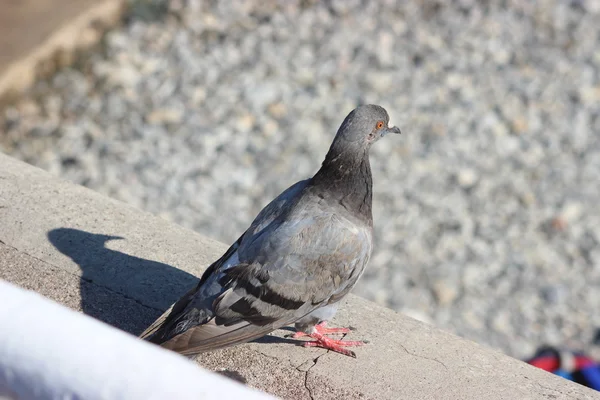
top-left (376, 121), bottom-right (384, 129)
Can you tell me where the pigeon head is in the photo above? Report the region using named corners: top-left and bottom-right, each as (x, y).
top-left (334, 105), bottom-right (401, 148)
top-left (322, 105), bottom-right (401, 165)
top-left (313, 105), bottom-right (400, 217)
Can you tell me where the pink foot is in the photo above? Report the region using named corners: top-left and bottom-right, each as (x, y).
top-left (301, 332), bottom-right (364, 358)
top-left (292, 322), bottom-right (350, 339)
top-left (293, 322), bottom-right (365, 358)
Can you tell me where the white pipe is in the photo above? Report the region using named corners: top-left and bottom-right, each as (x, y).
top-left (0, 280), bottom-right (277, 400)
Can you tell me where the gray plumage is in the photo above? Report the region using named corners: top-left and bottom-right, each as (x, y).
top-left (140, 104), bottom-right (401, 355)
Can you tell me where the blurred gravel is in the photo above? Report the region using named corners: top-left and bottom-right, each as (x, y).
top-left (2, 0), bottom-right (600, 359)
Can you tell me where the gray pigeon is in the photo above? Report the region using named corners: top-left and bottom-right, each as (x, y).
top-left (140, 104), bottom-right (401, 357)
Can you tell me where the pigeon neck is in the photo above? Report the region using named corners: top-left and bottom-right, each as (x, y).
top-left (312, 146), bottom-right (373, 223)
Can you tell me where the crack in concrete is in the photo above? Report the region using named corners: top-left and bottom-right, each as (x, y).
top-left (254, 344), bottom-right (328, 400)
top-left (304, 361), bottom-right (315, 400)
top-left (398, 342), bottom-right (448, 370)
top-left (296, 351), bottom-right (327, 400)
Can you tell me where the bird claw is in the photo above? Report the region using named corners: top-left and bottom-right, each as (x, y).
top-left (301, 334), bottom-right (364, 358)
top-left (293, 323), bottom-right (366, 358)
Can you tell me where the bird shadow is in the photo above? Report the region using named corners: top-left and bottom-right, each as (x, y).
top-left (250, 327), bottom-right (314, 350)
top-left (47, 227), bottom-right (199, 335)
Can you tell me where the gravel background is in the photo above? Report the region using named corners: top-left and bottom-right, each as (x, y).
top-left (2, 0), bottom-right (600, 359)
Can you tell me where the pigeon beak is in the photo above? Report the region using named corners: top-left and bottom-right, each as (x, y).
top-left (382, 126), bottom-right (401, 136)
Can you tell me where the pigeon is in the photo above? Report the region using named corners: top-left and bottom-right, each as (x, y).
top-left (140, 104), bottom-right (401, 357)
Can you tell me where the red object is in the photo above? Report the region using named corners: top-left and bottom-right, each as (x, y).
top-left (293, 322), bottom-right (364, 357)
top-left (529, 356), bottom-right (559, 371)
top-left (529, 354), bottom-right (596, 372)
top-left (575, 355), bottom-right (596, 369)
top-left (301, 332), bottom-right (364, 357)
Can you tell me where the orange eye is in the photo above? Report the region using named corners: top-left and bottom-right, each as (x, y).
top-left (376, 121), bottom-right (384, 129)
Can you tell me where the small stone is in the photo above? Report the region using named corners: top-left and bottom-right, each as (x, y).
top-left (579, 86), bottom-right (600, 106)
top-left (432, 281), bottom-right (458, 306)
top-left (510, 117), bottom-right (528, 134)
top-left (263, 119), bottom-right (278, 137)
top-left (235, 113), bottom-right (255, 133)
top-left (491, 311), bottom-right (512, 335)
top-left (111, 65), bottom-right (140, 88)
top-left (267, 102), bottom-right (287, 119)
top-left (550, 216), bottom-right (568, 232)
top-left (245, 83), bottom-right (279, 111)
top-left (540, 285), bottom-right (565, 305)
top-left (457, 168), bottom-right (478, 189)
top-left (192, 88), bottom-right (207, 106)
top-left (519, 191), bottom-right (536, 207)
top-left (561, 202), bottom-right (583, 223)
top-left (377, 32), bottom-right (395, 67)
top-left (463, 310), bottom-right (484, 330)
top-left (146, 108), bottom-right (184, 125)
top-left (365, 72), bottom-right (393, 93)
top-left (446, 73), bottom-right (463, 90)
top-left (493, 48), bottom-right (511, 65)
top-left (17, 100), bottom-right (41, 117)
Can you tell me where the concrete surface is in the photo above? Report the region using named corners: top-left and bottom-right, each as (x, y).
top-left (0, 152), bottom-right (598, 400)
top-left (0, 0), bottom-right (125, 106)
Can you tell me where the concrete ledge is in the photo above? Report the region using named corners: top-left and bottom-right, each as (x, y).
top-left (0, 152), bottom-right (597, 400)
top-left (0, 0), bottom-right (126, 107)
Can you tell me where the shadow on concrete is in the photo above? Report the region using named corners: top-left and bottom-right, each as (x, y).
top-left (252, 333), bottom-right (299, 346)
top-left (47, 227), bottom-right (199, 335)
